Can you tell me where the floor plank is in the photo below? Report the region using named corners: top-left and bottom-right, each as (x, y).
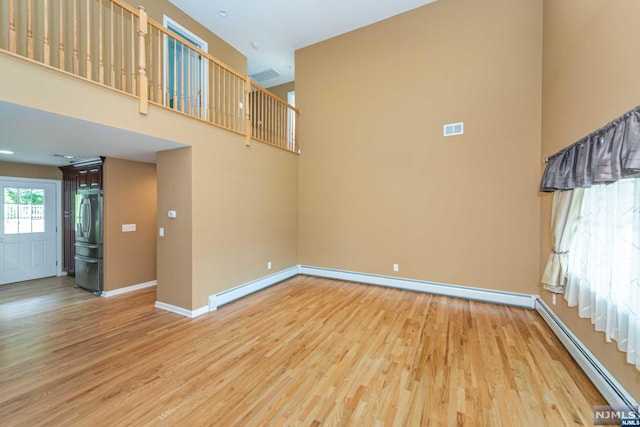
top-left (0, 275), bottom-right (604, 425)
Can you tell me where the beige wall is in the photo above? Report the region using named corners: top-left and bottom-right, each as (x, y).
top-left (541, 0), bottom-right (640, 401)
top-left (0, 160), bottom-right (62, 180)
top-left (126, 0), bottom-right (247, 74)
top-left (103, 157), bottom-right (157, 291)
top-left (191, 138), bottom-right (298, 308)
top-left (156, 147), bottom-right (192, 309)
top-left (269, 82), bottom-right (295, 103)
top-left (296, 0), bottom-right (543, 294)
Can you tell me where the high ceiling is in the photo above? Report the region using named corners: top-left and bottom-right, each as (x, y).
top-left (168, 0), bottom-right (438, 88)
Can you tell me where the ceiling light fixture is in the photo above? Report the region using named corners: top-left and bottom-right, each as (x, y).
top-left (218, 10), bottom-right (228, 17)
top-left (0, 150), bottom-right (14, 155)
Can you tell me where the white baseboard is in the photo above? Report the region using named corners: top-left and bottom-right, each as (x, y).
top-left (209, 265), bottom-right (299, 311)
top-left (535, 298), bottom-right (638, 409)
top-left (57, 271), bottom-right (68, 277)
top-left (299, 265), bottom-right (537, 308)
top-left (154, 301), bottom-right (208, 318)
top-left (101, 280), bottom-right (157, 297)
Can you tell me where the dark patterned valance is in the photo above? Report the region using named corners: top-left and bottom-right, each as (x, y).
top-left (540, 105), bottom-right (640, 192)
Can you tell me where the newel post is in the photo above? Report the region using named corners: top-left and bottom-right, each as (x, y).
top-left (244, 75), bottom-right (252, 146)
top-left (137, 6), bottom-right (149, 115)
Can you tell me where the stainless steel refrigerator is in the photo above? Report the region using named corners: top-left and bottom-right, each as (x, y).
top-left (74, 189), bottom-right (103, 295)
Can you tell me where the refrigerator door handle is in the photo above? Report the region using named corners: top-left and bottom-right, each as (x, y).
top-left (79, 198), bottom-right (92, 238)
top-left (75, 255), bottom-right (99, 264)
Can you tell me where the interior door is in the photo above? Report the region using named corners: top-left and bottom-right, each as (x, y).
top-left (0, 179), bottom-right (57, 285)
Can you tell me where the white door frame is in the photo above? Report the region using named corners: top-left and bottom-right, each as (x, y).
top-left (0, 176), bottom-right (63, 281)
top-left (162, 16), bottom-right (209, 118)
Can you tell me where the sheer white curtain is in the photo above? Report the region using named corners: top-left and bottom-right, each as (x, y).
top-left (564, 178), bottom-right (640, 368)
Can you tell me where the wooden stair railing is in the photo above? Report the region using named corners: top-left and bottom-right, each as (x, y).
top-left (0, 0), bottom-right (299, 153)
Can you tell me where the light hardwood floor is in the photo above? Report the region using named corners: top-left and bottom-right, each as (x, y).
top-left (0, 275), bottom-right (604, 426)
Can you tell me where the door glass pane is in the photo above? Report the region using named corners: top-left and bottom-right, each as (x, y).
top-left (3, 188), bottom-right (45, 234)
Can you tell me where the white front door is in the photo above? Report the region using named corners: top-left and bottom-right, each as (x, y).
top-left (0, 178), bottom-right (57, 285)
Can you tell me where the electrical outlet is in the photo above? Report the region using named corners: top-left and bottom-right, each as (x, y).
top-left (393, 264), bottom-right (399, 272)
top-left (267, 261), bottom-right (272, 270)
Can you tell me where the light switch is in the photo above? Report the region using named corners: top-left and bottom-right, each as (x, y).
top-left (159, 227), bottom-right (164, 237)
top-left (122, 224), bottom-right (136, 232)
top-left (168, 210), bottom-right (177, 218)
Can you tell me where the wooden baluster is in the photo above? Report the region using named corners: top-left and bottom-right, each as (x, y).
top-left (73, 0), bottom-right (79, 73)
top-left (26, 0), bottom-right (34, 58)
top-left (109, 1), bottom-right (115, 87)
top-left (156, 28), bottom-right (162, 105)
top-left (8, 0), bottom-right (16, 53)
top-left (216, 65), bottom-right (220, 124)
top-left (137, 6), bottom-right (148, 114)
top-left (130, 12), bottom-right (136, 95)
top-left (228, 73), bottom-right (232, 128)
top-left (261, 92), bottom-right (265, 141)
top-left (279, 103), bottom-right (283, 147)
top-left (58, 0), bottom-right (65, 69)
top-left (206, 60), bottom-right (211, 121)
top-left (277, 100), bottom-right (281, 146)
top-left (281, 103), bottom-right (284, 148)
top-left (234, 78), bottom-right (238, 130)
top-left (186, 47), bottom-right (191, 115)
top-left (85, 0), bottom-right (92, 80)
top-left (171, 38), bottom-right (177, 109)
top-left (147, 27), bottom-right (153, 102)
top-left (195, 54), bottom-right (201, 118)
top-left (43, 0), bottom-right (50, 65)
top-left (244, 75), bottom-right (251, 145)
top-left (221, 71), bottom-right (226, 126)
top-left (120, 8), bottom-right (126, 91)
top-left (180, 44), bottom-right (185, 112)
top-left (98, 0), bottom-right (104, 84)
top-left (238, 78), bottom-right (241, 130)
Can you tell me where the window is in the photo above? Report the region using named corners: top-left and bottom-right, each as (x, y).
top-left (163, 16), bottom-right (208, 118)
top-left (3, 188), bottom-right (46, 234)
top-left (564, 178), bottom-right (640, 368)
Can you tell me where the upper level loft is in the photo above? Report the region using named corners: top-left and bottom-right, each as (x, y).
top-left (0, 0), bottom-right (299, 154)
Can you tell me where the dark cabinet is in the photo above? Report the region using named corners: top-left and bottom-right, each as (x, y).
top-left (77, 167), bottom-right (102, 190)
top-left (60, 161), bottom-right (103, 276)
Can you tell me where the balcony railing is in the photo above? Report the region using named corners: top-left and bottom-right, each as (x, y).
top-left (0, 0), bottom-right (300, 153)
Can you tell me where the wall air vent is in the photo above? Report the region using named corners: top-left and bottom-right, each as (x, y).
top-left (443, 122), bottom-right (464, 137)
top-left (250, 68), bottom-right (281, 83)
